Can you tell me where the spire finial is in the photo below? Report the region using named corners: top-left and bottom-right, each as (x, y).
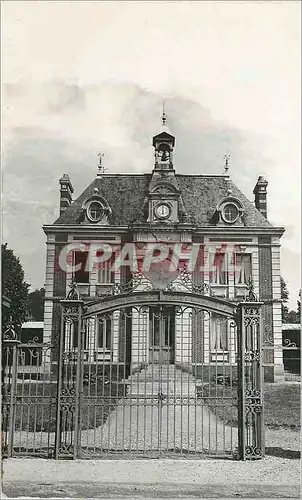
top-left (224, 154), bottom-right (230, 174)
top-left (162, 101), bottom-right (167, 126)
top-left (97, 152), bottom-right (107, 177)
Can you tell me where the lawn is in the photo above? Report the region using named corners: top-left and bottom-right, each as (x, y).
top-left (263, 383), bottom-right (300, 430)
top-left (199, 382), bottom-right (301, 430)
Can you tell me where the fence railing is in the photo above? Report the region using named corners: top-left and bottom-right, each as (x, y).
top-left (2, 341), bottom-right (57, 458)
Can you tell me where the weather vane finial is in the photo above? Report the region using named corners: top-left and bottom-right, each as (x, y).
top-left (97, 152), bottom-right (106, 177)
top-left (224, 154), bottom-right (230, 174)
top-left (162, 101), bottom-right (167, 126)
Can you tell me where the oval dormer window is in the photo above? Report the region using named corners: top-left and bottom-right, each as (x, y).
top-left (87, 200), bottom-right (104, 222)
top-left (221, 203), bottom-right (239, 224)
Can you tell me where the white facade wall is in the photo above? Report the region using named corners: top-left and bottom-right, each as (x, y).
top-left (271, 237), bottom-right (283, 377)
top-left (43, 234), bottom-right (56, 374)
top-left (47, 231), bottom-right (280, 375)
top-left (200, 237), bottom-right (260, 365)
top-left (131, 307), bottom-right (148, 366)
top-left (175, 309), bottom-right (192, 364)
top-left (112, 310), bottom-right (120, 363)
top-left (86, 316), bottom-right (95, 361)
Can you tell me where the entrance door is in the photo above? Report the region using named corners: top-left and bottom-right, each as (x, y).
top-left (149, 306), bottom-right (175, 363)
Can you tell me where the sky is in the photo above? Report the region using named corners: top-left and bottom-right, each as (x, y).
top-left (1, 1), bottom-right (301, 309)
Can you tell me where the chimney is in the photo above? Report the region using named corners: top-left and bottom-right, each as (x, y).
top-left (253, 176), bottom-right (268, 218)
top-left (59, 174), bottom-right (74, 215)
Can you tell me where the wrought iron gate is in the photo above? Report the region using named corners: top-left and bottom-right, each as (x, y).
top-left (2, 318), bottom-right (57, 457)
top-left (2, 284), bottom-right (264, 460)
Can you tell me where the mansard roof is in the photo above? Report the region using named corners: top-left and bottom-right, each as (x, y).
top-left (53, 173), bottom-right (275, 229)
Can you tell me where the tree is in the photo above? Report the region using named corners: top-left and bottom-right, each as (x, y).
top-left (27, 288), bottom-right (45, 321)
top-left (281, 278), bottom-right (300, 323)
top-left (2, 243), bottom-right (30, 329)
top-left (286, 309), bottom-right (300, 324)
top-left (281, 276), bottom-right (289, 322)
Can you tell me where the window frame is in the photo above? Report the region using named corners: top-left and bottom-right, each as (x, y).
top-left (209, 251), bottom-right (252, 288)
top-left (96, 316), bottom-right (112, 352)
top-left (209, 250), bottom-right (229, 286)
top-left (221, 202), bottom-right (240, 224)
top-left (73, 251), bottom-right (90, 284)
top-left (97, 258), bottom-right (114, 285)
top-left (210, 312), bottom-right (229, 353)
top-left (86, 199), bottom-right (104, 223)
top-left (234, 253), bottom-right (252, 286)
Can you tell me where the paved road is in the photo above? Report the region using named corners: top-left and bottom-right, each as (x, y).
top-left (1, 482), bottom-right (300, 498)
top-left (2, 457), bottom-right (300, 498)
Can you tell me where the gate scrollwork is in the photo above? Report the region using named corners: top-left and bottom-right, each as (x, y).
top-left (59, 387), bottom-right (77, 413)
top-left (245, 389), bottom-right (262, 414)
top-left (237, 296), bottom-right (264, 460)
top-left (53, 281), bottom-right (264, 461)
top-left (245, 445), bottom-right (262, 457)
top-left (55, 282), bottom-right (84, 459)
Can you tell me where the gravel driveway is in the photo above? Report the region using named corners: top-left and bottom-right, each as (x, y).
top-left (80, 397), bottom-right (238, 455)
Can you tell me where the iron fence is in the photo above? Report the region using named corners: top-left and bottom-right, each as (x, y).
top-left (2, 287), bottom-right (264, 460)
top-left (2, 341), bottom-right (57, 458)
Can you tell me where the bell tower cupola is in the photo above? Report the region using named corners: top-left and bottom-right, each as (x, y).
top-left (153, 106), bottom-right (175, 170)
top-left (142, 106), bottom-right (189, 225)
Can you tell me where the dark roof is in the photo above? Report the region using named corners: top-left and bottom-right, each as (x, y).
top-left (54, 175), bottom-right (150, 226)
top-left (54, 174), bottom-right (274, 229)
top-left (177, 175), bottom-right (273, 228)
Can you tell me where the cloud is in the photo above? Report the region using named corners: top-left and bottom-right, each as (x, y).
top-left (1, 1), bottom-right (300, 306)
top-left (2, 80), bottom-right (300, 307)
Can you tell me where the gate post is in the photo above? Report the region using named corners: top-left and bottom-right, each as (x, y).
top-left (2, 317), bottom-right (21, 457)
top-left (237, 281), bottom-right (264, 460)
top-left (55, 280), bottom-right (83, 459)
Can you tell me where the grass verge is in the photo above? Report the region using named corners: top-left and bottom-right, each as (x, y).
top-left (199, 382), bottom-right (300, 430)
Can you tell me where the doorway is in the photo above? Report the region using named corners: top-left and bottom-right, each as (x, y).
top-left (149, 306), bottom-right (175, 363)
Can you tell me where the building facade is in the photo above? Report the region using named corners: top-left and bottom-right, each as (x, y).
top-left (43, 118), bottom-right (285, 381)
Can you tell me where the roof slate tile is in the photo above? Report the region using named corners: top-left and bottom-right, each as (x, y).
top-left (54, 174), bottom-right (274, 229)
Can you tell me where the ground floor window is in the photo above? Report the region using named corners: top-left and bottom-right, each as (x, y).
top-left (97, 316), bottom-right (112, 350)
top-left (210, 313), bottom-right (228, 351)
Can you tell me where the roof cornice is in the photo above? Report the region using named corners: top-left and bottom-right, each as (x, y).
top-left (193, 226), bottom-right (285, 236)
top-left (42, 224), bottom-right (129, 234)
top-left (43, 223), bottom-right (285, 237)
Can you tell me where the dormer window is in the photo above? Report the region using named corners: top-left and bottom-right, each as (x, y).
top-left (216, 197), bottom-right (243, 225)
top-left (222, 203), bottom-right (239, 224)
top-left (87, 200), bottom-right (104, 222)
top-left (82, 193), bottom-right (111, 225)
